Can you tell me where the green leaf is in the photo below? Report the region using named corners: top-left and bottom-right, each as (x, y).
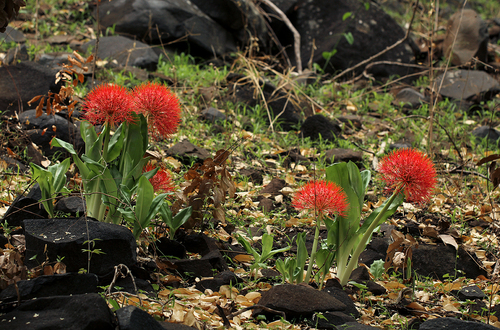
top-left (344, 32), bottom-right (354, 45)
top-left (342, 12), bottom-right (352, 21)
top-left (133, 176), bottom-right (154, 238)
top-left (48, 158), bottom-right (71, 194)
top-left (359, 192), bottom-right (404, 234)
top-left (106, 123), bottom-right (125, 163)
top-left (30, 163), bottom-right (55, 218)
top-left (370, 259), bottom-right (385, 279)
top-left (170, 207), bottom-right (192, 235)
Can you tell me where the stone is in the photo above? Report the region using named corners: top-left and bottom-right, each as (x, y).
top-left (0, 62), bottom-right (60, 115)
top-left (359, 237), bottom-right (389, 267)
top-left (419, 317), bottom-right (497, 330)
top-left (443, 9), bottom-right (489, 66)
top-left (80, 36), bottom-right (159, 71)
top-left (19, 110), bottom-right (84, 157)
top-left (2, 196), bottom-right (48, 227)
top-left (260, 178), bottom-right (286, 197)
top-left (55, 196), bottom-right (86, 216)
top-left (322, 286), bottom-right (359, 318)
top-left (165, 139), bottom-right (211, 164)
top-left (311, 311), bottom-right (356, 329)
top-left (200, 107), bottom-right (226, 123)
top-left (117, 305), bottom-right (166, 330)
top-left (0, 273), bottom-right (98, 303)
top-left (97, 0), bottom-right (237, 58)
top-left (253, 284), bottom-right (346, 319)
top-left (0, 293), bottom-right (115, 330)
top-left (24, 218), bottom-right (137, 276)
top-left (0, 155), bottom-right (28, 173)
top-left (393, 88), bottom-right (428, 108)
top-left (149, 237), bottom-right (186, 259)
top-left (258, 197), bottom-right (275, 213)
top-left (0, 26), bottom-right (25, 43)
top-left (282, 0), bottom-right (416, 79)
top-left (239, 168), bottom-right (263, 185)
top-left (324, 148), bottom-right (362, 164)
top-left (182, 233), bottom-right (220, 256)
top-left (195, 270), bottom-right (241, 292)
top-left (471, 126), bottom-right (500, 146)
top-left (301, 115), bottom-right (342, 142)
top-left (455, 285), bottom-right (486, 301)
top-left (433, 70), bottom-right (500, 101)
top-left (172, 250), bottom-right (228, 278)
top-left (412, 244), bottom-right (487, 281)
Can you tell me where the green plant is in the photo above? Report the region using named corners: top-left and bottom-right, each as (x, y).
top-left (276, 232), bottom-right (307, 284)
top-left (325, 148), bottom-right (436, 286)
top-left (237, 233), bottom-right (290, 277)
top-left (30, 158), bottom-right (71, 218)
top-left (158, 205), bottom-right (192, 239)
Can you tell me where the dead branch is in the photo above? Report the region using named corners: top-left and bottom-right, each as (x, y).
top-left (259, 0), bottom-right (302, 74)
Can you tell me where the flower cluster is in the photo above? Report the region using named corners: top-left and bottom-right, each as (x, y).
top-left (143, 163), bottom-right (174, 193)
top-left (378, 148), bottom-right (437, 203)
top-left (292, 180), bottom-right (348, 217)
top-left (82, 82), bottom-right (181, 139)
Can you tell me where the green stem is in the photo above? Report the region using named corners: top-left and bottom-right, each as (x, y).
top-left (88, 123), bottom-right (111, 221)
top-left (340, 192), bottom-right (400, 286)
top-left (305, 214), bottom-right (322, 283)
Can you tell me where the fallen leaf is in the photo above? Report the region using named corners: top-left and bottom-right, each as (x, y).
top-left (439, 234), bottom-right (458, 250)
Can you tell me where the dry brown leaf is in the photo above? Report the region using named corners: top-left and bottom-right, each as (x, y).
top-left (438, 234), bottom-right (458, 250)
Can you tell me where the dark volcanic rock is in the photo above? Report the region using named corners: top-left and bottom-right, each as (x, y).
top-left (80, 36), bottom-right (159, 71)
top-left (0, 273), bottom-right (98, 303)
top-left (324, 148), bottom-right (363, 164)
top-left (471, 126), bottom-right (500, 146)
top-left (301, 115), bottom-right (342, 142)
top-left (149, 237), bottom-right (186, 259)
top-left (322, 286), bottom-right (359, 318)
top-left (19, 110), bottom-right (84, 157)
top-left (419, 317), bottom-right (497, 330)
top-left (24, 218), bottom-right (137, 276)
top-left (443, 9), bottom-right (489, 66)
top-left (166, 139), bottom-right (211, 164)
top-left (117, 305), bottom-right (166, 330)
top-left (172, 250), bottom-right (228, 278)
top-left (55, 196), bottom-right (86, 215)
top-left (0, 293), bottom-right (115, 330)
top-left (434, 70), bottom-right (500, 101)
top-left (253, 284), bottom-right (346, 319)
top-left (96, 0), bottom-right (237, 57)
top-left (282, 0), bottom-right (415, 79)
top-left (2, 196), bottom-right (48, 227)
top-left (412, 244), bottom-right (488, 280)
top-left (195, 270), bottom-right (241, 292)
top-left (0, 62), bottom-right (60, 115)
top-left (393, 88), bottom-right (428, 108)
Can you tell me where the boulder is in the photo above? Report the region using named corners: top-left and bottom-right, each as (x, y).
top-left (24, 218), bottom-right (137, 276)
top-left (433, 70), bottom-right (500, 101)
top-left (419, 317), bottom-right (497, 330)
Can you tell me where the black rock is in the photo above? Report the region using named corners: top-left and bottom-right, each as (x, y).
top-left (0, 26), bottom-right (25, 43)
top-left (200, 107), bottom-right (227, 123)
top-left (253, 284), bottom-right (346, 319)
top-left (0, 62), bottom-right (60, 115)
top-left (165, 139), bottom-right (211, 164)
top-left (238, 168), bottom-right (263, 185)
top-left (322, 286), bottom-right (360, 318)
top-left (0, 293), bottom-right (115, 330)
top-left (149, 237), bottom-right (186, 259)
top-left (182, 233), bottom-right (220, 256)
top-left (117, 305), bottom-right (165, 330)
top-left (195, 270), bottom-right (241, 292)
top-left (324, 148), bottom-right (362, 164)
top-left (2, 196), bottom-right (48, 227)
top-left (55, 196), bottom-right (86, 215)
top-left (80, 36), bottom-right (159, 71)
top-left (311, 311), bottom-right (356, 329)
top-left (434, 70), bottom-right (500, 101)
top-left (0, 273), bottom-right (98, 303)
top-left (301, 115), bottom-right (342, 142)
top-left (394, 88), bottom-right (428, 108)
top-left (24, 218), bottom-right (137, 276)
top-left (412, 244), bottom-right (488, 280)
top-left (455, 285), bottom-right (486, 301)
top-left (19, 110), bottom-right (84, 157)
top-left (172, 250), bottom-right (228, 278)
top-left (419, 317), bottom-right (497, 330)
top-left (471, 126), bottom-right (500, 146)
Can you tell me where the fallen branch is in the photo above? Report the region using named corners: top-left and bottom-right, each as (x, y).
top-left (259, 0), bottom-right (302, 74)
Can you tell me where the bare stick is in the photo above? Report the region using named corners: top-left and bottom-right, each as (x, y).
top-left (331, 0), bottom-right (420, 81)
top-left (259, 0), bottom-right (302, 73)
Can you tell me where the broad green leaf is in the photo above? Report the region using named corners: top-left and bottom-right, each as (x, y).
top-left (48, 158), bottom-right (71, 194)
top-left (133, 176), bottom-right (154, 238)
top-left (370, 259), bottom-right (385, 279)
top-left (106, 123), bottom-right (125, 163)
top-left (170, 207), bottom-right (192, 234)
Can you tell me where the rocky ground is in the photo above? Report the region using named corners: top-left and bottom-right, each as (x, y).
top-left (0, 0), bottom-right (500, 329)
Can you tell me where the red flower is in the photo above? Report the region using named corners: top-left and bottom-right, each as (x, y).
top-left (132, 82), bottom-right (181, 140)
top-left (143, 164), bottom-right (174, 193)
top-left (82, 84), bottom-right (134, 126)
top-left (292, 180), bottom-right (348, 217)
top-left (378, 148), bottom-right (437, 203)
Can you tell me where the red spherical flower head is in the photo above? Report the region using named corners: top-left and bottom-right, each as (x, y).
top-left (132, 82), bottom-right (181, 140)
top-left (82, 84), bottom-right (134, 126)
top-left (378, 148), bottom-right (437, 204)
top-left (292, 180), bottom-right (348, 217)
top-left (143, 164), bottom-right (175, 193)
